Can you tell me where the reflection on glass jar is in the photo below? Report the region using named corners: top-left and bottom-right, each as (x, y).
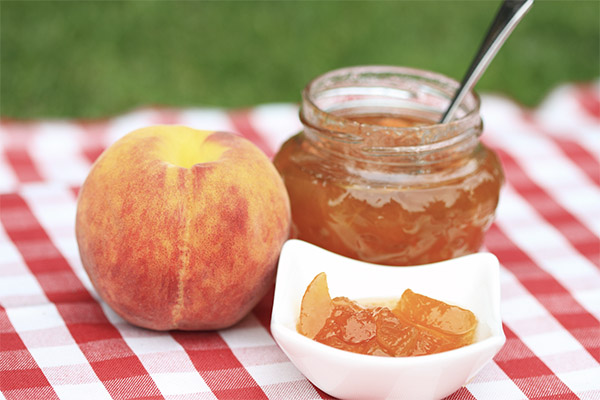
top-left (273, 66), bottom-right (504, 266)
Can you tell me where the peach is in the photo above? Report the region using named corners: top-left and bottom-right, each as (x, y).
top-left (75, 126), bottom-right (291, 330)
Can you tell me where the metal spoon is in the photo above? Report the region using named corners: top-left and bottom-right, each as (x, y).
top-left (440, 0), bottom-right (534, 123)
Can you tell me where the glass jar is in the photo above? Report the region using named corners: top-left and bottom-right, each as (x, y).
top-left (273, 66), bottom-right (504, 266)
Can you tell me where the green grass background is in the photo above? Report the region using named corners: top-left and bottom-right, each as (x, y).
top-left (2, 0), bottom-right (599, 119)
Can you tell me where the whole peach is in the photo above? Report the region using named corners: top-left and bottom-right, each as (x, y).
top-left (76, 126), bottom-right (291, 330)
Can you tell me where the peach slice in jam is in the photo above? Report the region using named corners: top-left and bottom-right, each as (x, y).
top-left (297, 272), bottom-right (333, 339)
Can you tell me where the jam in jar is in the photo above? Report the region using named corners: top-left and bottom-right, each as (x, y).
top-left (273, 66), bottom-right (503, 266)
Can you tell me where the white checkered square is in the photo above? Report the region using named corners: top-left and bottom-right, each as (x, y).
top-left (247, 104), bottom-right (301, 152)
top-left (28, 344), bottom-right (88, 367)
top-left (151, 372), bottom-right (213, 397)
top-left (0, 274), bottom-right (46, 307)
top-left (521, 331), bottom-right (586, 357)
top-left (0, 224), bottom-right (26, 270)
top-left (501, 296), bottom-right (548, 322)
top-left (541, 350), bottom-right (599, 375)
top-left (53, 382), bottom-right (112, 400)
top-left (43, 364), bottom-right (102, 385)
top-left (138, 350), bottom-right (199, 374)
top-left (123, 335), bottom-right (184, 355)
top-left (17, 326), bottom-right (75, 348)
top-left (6, 303), bottom-right (64, 332)
top-left (219, 315), bottom-right (275, 349)
top-left (30, 122), bottom-right (90, 185)
top-left (178, 108), bottom-right (235, 133)
top-left (467, 377), bottom-right (527, 400)
top-left (245, 362), bottom-right (306, 387)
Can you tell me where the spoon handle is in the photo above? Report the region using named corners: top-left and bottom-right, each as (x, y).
top-left (440, 0), bottom-right (534, 123)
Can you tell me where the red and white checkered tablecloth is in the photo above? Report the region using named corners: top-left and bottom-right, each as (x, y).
top-left (1, 82), bottom-right (599, 400)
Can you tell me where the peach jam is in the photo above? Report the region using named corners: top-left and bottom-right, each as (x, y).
top-left (297, 272), bottom-right (478, 357)
top-left (273, 66), bottom-right (504, 266)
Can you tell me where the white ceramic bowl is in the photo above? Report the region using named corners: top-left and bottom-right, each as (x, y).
top-left (271, 240), bottom-right (505, 400)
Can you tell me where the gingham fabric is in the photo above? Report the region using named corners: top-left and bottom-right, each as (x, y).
top-left (1, 82), bottom-right (599, 400)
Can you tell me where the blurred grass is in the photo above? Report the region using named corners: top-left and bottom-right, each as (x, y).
top-left (1, 0), bottom-right (598, 119)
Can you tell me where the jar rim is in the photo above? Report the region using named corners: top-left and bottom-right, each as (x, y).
top-left (301, 65), bottom-right (481, 151)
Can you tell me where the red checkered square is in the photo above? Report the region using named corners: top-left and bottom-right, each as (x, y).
top-left (0, 349), bottom-right (39, 371)
top-left (34, 272), bottom-right (90, 303)
top-left (67, 322), bottom-right (123, 344)
top-left (92, 355), bottom-right (150, 382)
top-left (0, 332), bottom-right (25, 352)
top-left (569, 327), bottom-right (600, 354)
top-left (0, 368), bottom-right (53, 392)
top-left (80, 338), bottom-right (138, 362)
top-left (170, 331), bottom-right (229, 352)
top-left (102, 374), bottom-right (163, 399)
top-left (2, 386), bottom-right (59, 400)
top-left (183, 349), bottom-right (244, 372)
top-left (57, 302), bottom-right (115, 325)
top-left (497, 357), bottom-right (553, 380)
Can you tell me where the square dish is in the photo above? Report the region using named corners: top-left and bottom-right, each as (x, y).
top-left (271, 239), bottom-right (505, 400)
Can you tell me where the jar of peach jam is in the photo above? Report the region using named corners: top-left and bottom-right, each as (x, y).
top-left (273, 66), bottom-right (504, 266)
